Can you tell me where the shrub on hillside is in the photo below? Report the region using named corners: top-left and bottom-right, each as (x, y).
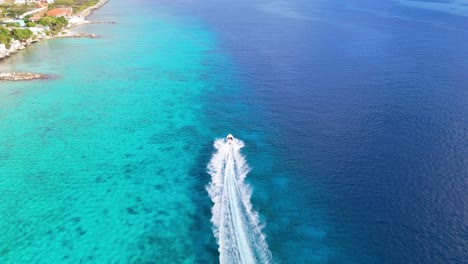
top-left (0, 27), bottom-right (12, 48)
top-left (11, 28), bottom-right (33, 41)
top-left (5, 22), bottom-right (20, 28)
top-left (38, 16), bottom-right (68, 34)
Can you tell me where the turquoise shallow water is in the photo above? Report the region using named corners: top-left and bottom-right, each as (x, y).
top-left (1, 1), bottom-right (334, 262)
top-left (3, 0), bottom-right (465, 263)
top-left (0, 1), bottom-right (227, 262)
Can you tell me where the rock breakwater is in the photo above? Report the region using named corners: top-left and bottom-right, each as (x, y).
top-left (0, 72), bottom-right (47, 81)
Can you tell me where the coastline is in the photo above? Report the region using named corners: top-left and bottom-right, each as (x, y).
top-left (69, 0), bottom-right (111, 26)
top-left (0, 0), bottom-right (110, 77)
top-left (79, 0), bottom-right (111, 19)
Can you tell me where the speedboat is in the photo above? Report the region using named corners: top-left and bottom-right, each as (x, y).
top-left (226, 134), bottom-right (234, 144)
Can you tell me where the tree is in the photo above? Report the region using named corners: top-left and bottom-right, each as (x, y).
top-left (24, 14), bottom-right (32, 23)
top-left (5, 22), bottom-right (20, 28)
top-left (11, 28), bottom-right (33, 41)
top-left (38, 16), bottom-right (68, 34)
top-left (0, 26), bottom-right (12, 48)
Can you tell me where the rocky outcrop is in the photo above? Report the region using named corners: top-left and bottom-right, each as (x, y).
top-left (0, 40), bottom-right (25, 60)
top-left (0, 30), bottom-right (95, 61)
top-left (0, 33), bottom-right (48, 60)
top-left (55, 32), bottom-right (98, 39)
top-left (0, 44), bottom-right (9, 58)
top-left (0, 72), bottom-right (47, 81)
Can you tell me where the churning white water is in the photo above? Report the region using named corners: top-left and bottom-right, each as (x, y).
top-left (207, 137), bottom-right (272, 264)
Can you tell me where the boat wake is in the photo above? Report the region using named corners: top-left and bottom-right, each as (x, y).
top-left (207, 136), bottom-right (273, 264)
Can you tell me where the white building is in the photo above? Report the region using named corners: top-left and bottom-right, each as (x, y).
top-left (14, 0), bottom-right (26, 4)
top-left (28, 26), bottom-right (45, 35)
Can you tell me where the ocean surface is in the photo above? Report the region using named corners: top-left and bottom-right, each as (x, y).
top-left (0, 0), bottom-right (467, 263)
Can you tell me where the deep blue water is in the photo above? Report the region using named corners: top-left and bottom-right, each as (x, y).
top-left (168, 0), bottom-right (468, 263)
top-left (0, 0), bottom-right (467, 263)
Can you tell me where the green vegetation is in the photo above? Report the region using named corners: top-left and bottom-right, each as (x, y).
top-left (26, 22), bottom-right (36, 27)
top-left (1, 0), bottom-right (101, 19)
top-left (50, 0), bottom-right (74, 6)
top-left (38, 16), bottom-right (68, 34)
top-left (23, 15), bottom-right (32, 23)
top-left (5, 22), bottom-right (20, 28)
top-left (0, 27), bottom-right (12, 48)
top-left (49, 0), bottom-right (100, 13)
top-left (11, 28), bottom-right (32, 41)
top-left (0, 27), bottom-right (32, 48)
top-left (0, 4), bottom-right (36, 19)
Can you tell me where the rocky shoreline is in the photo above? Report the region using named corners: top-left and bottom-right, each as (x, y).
top-left (0, 31), bottom-right (98, 61)
top-left (0, 38), bottom-right (35, 61)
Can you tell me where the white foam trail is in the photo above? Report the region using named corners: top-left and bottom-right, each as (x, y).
top-left (207, 137), bottom-right (273, 264)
